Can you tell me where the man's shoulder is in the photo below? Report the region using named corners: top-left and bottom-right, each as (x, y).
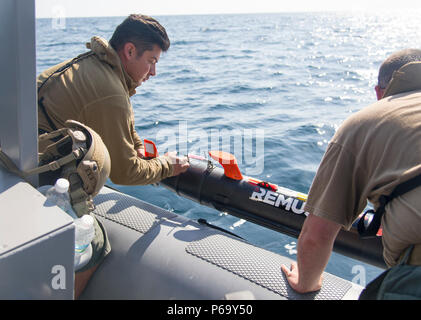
top-left (356, 91), bottom-right (421, 123)
top-left (77, 55), bottom-right (128, 96)
top-left (333, 93), bottom-right (421, 149)
top-left (341, 95), bottom-right (409, 127)
top-left (37, 57), bottom-right (75, 85)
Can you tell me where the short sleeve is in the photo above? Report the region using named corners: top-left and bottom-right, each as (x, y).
top-left (304, 142), bottom-right (368, 230)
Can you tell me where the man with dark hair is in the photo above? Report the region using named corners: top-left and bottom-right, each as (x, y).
top-left (110, 14), bottom-right (170, 54)
top-left (281, 48), bottom-right (421, 297)
top-left (38, 14), bottom-right (188, 185)
top-left (37, 14), bottom-right (189, 298)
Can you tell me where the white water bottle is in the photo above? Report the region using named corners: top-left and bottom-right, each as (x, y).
top-left (45, 178), bottom-right (78, 219)
top-left (74, 215), bottom-right (95, 271)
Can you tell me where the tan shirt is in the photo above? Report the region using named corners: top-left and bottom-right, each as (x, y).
top-left (38, 37), bottom-right (174, 185)
top-left (305, 64), bottom-right (421, 267)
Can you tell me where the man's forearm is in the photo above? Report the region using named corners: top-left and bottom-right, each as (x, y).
top-left (282, 213), bottom-right (341, 293)
top-left (295, 229), bottom-right (334, 291)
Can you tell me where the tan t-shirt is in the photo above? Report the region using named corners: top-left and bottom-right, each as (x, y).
top-left (305, 90), bottom-right (421, 267)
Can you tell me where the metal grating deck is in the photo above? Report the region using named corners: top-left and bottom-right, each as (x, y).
top-left (186, 233), bottom-right (352, 300)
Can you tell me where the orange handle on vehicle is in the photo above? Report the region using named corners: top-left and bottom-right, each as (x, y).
top-left (209, 150), bottom-right (243, 180)
top-left (143, 139), bottom-right (159, 158)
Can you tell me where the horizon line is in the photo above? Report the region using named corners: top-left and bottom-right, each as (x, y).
top-left (35, 8), bottom-right (421, 19)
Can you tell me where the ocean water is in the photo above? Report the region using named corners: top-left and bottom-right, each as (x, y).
top-left (36, 12), bottom-right (421, 285)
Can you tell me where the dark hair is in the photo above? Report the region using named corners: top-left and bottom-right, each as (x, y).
top-left (109, 14), bottom-right (170, 55)
top-left (378, 49), bottom-right (421, 89)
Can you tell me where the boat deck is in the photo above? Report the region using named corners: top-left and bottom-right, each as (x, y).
top-left (81, 186), bottom-right (363, 300)
top-left (0, 168), bottom-right (363, 299)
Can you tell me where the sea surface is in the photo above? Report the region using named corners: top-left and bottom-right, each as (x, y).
top-left (36, 12), bottom-right (421, 285)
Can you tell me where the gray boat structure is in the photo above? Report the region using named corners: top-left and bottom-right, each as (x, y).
top-left (0, 0), bottom-right (381, 300)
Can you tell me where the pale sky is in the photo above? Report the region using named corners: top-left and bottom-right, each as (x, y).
top-left (36, 0), bottom-right (421, 18)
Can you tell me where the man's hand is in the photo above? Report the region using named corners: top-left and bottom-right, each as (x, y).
top-left (165, 151), bottom-right (190, 176)
top-left (281, 262), bottom-right (322, 294)
top-left (137, 147), bottom-right (146, 159)
top-left (280, 213), bottom-right (341, 294)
